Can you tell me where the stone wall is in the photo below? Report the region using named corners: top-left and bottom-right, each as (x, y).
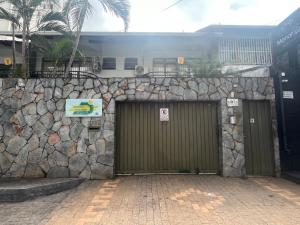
top-left (0, 77), bottom-right (280, 179)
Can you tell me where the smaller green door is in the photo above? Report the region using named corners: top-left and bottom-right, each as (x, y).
top-left (243, 101), bottom-right (274, 176)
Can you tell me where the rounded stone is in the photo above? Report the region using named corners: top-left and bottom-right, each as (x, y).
top-left (48, 133), bottom-right (61, 145)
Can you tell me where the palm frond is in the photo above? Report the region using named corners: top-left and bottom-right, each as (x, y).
top-left (38, 21), bottom-right (67, 33)
top-left (99, 0), bottom-right (130, 31)
top-left (38, 11), bottom-right (66, 25)
top-left (30, 34), bottom-right (52, 53)
top-left (0, 7), bottom-right (21, 27)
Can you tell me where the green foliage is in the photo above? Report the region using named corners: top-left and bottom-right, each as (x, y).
top-left (186, 58), bottom-right (222, 77)
top-left (0, 0), bottom-right (68, 77)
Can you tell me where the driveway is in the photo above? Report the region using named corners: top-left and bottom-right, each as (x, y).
top-left (1, 175), bottom-right (300, 225)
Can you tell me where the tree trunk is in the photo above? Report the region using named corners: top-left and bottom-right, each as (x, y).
top-left (12, 23), bottom-right (16, 77)
top-left (21, 17), bottom-right (27, 77)
top-left (26, 23), bottom-right (30, 76)
top-left (64, 6), bottom-right (86, 78)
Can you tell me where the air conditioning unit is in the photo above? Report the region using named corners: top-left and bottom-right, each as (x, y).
top-left (135, 65), bottom-right (148, 76)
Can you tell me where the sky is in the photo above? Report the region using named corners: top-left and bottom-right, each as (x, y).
top-left (83, 0), bottom-right (300, 32)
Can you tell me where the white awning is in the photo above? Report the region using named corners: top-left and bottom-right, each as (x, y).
top-left (0, 35), bottom-right (23, 42)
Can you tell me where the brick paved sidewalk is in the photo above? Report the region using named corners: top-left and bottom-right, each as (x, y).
top-left (1, 175), bottom-right (300, 225)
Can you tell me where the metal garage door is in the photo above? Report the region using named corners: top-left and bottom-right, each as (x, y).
top-left (243, 101), bottom-right (275, 176)
top-left (116, 102), bottom-right (219, 174)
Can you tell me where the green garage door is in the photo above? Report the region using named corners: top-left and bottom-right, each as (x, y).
top-left (116, 102), bottom-right (219, 174)
top-left (243, 101), bottom-right (275, 176)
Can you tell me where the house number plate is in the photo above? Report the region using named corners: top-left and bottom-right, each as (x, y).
top-left (160, 108), bottom-right (169, 121)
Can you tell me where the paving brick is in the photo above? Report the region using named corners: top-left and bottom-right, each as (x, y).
top-left (0, 176), bottom-right (300, 225)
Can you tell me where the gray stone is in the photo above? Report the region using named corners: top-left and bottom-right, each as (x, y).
top-left (100, 85), bottom-right (108, 94)
top-left (52, 121), bottom-right (62, 132)
top-left (55, 140), bottom-right (76, 157)
top-left (34, 84), bottom-right (44, 93)
top-left (62, 116), bottom-right (72, 126)
top-left (6, 136), bottom-right (27, 155)
top-left (59, 126), bottom-right (70, 141)
top-left (84, 79), bottom-right (94, 89)
top-left (115, 95), bottom-right (126, 101)
top-left (89, 131), bottom-right (100, 145)
top-left (3, 97), bottom-right (20, 109)
top-left (7, 163), bottom-right (25, 177)
top-left (96, 139), bottom-right (105, 155)
top-left (184, 89), bottom-right (197, 100)
top-left (210, 92), bottom-right (221, 100)
top-left (69, 154), bottom-right (88, 174)
top-left (55, 78), bottom-right (64, 88)
top-left (15, 110), bottom-right (26, 126)
top-left (91, 163), bottom-right (113, 179)
top-left (47, 167), bottom-right (69, 178)
top-left (80, 166), bottom-right (91, 179)
top-left (188, 81), bottom-right (198, 92)
top-left (47, 100), bottom-right (56, 113)
top-left (0, 143), bottom-right (5, 152)
top-left (109, 82), bottom-right (119, 93)
top-left (0, 152), bottom-right (12, 172)
top-left (136, 91), bottom-right (150, 100)
top-left (53, 111), bottom-right (64, 122)
top-left (39, 160), bottom-right (50, 173)
top-left (52, 151), bottom-right (68, 166)
top-left (21, 92), bottom-right (36, 106)
top-left (77, 139), bottom-right (87, 153)
top-left (28, 148), bottom-right (43, 164)
top-left (28, 134), bottom-right (39, 150)
top-left (24, 164), bottom-right (44, 177)
top-left (25, 80), bottom-right (36, 92)
top-left (69, 91), bottom-right (79, 99)
top-left (0, 125), bottom-right (3, 137)
top-left (63, 84), bottom-right (74, 98)
top-left (70, 123), bottom-right (85, 140)
top-left (2, 79), bottom-right (17, 89)
top-left (14, 145), bottom-right (29, 166)
top-left (45, 143), bottom-right (55, 154)
top-left (125, 89), bottom-right (135, 95)
top-left (54, 87), bottom-right (62, 98)
top-left (40, 112), bottom-right (54, 129)
top-left (56, 99), bottom-right (65, 111)
top-left (37, 100), bottom-right (48, 115)
top-left (20, 126), bottom-right (33, 140)
top-left (32, 121), bottom-right (47, 137)
top-left (44, 88), bottom-right (53, 101)
top-left (24, 115), bottom-right (38, 126)
top-left (41, 79), bottom-right (55, 88)
top-left (169, 86), bottom-right (184, 96)
top-left (198, 82), bottom-right (208, 95)
top-left (22, 103), bottom-right (36, 115)
top-left (103, 130), bottom-right (114, 141)
top-left (97, 153), bottom-right (114, 166)
top-left (106, 99), bottom-right (115, 113)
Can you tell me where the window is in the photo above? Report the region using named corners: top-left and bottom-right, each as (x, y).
top-left (219, 38), bottom-right (272, 65)
top-left (153, 58), bottom-right (177, 75)
top-left (124, 58), bottom-right (138, 70)
top-left (102, 58), bottom-right (116, 70)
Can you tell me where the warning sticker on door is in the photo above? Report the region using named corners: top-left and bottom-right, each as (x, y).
top-left (160, 108), bottom-right (169, 121)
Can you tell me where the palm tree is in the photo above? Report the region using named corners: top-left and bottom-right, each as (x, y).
top-left (0, 0), bottom-right (67, 77)
top-left (64, 0), bottom-right (130, 77)
top-left (0, 2), bottom-right (20, 75)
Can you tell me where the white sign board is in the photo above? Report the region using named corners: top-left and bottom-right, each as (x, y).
top-left (283, 91), bottom-right (294, 99)
top-left (227, 98), bottom-right (239, 107)
top-left (160, 108), bottom-right (169, 121)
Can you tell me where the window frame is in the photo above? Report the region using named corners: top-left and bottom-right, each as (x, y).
top-left (124, 57), bottom-right (138, 70)
top-left (102, 57), bottom-right (116, 70)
